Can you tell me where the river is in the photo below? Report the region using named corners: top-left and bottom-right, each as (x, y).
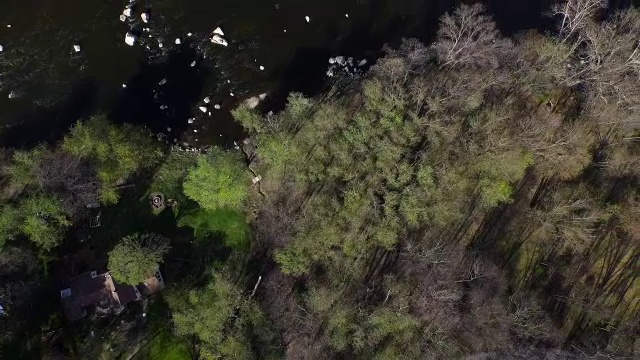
top-left (0, 0), bottom-right (635, 148)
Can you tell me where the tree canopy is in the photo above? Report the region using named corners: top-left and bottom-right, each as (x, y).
top-left (166, 272), bottom-right (272, 360)
top-left (1, 2), bottom-right (639, 359)
top-left (183, 148), bottom-right (249, 211)
top-left (63, 116), bottom-right (163, 204)
top-left (0, 195), bottom-right (69, 250)
top-left (232, 3), bottom-right (640, 358)
top-left (107, 233), bottom-right (170, 285)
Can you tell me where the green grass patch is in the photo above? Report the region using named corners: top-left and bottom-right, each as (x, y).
top-left (134, 330), bottom-right (191, 360)
top-left (177, 208), bottom-right (250, 250)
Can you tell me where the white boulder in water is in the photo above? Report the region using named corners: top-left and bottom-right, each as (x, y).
top-left (187, 118), bottom-right (194, 124)
top-left (175, 38), bottom-right (181, 45)
top-left (123, 8), bottom-right (133, 17)
top-left (358, 59), bottom-right (367, 67)
top-left (259, 65), bottom-right (265, 71)
top-left (190, 60), bottom-right (196, 67)
top-left (244, 93), bottom-right (267, 109)
top-left (213, 27), bottom-right (224, 36)
top-left (0, 45), bottom-right (4, 52)
top-left (141, 13), bottom-right (150, 23)
top-left (125, 32), bottom-right (137, 46)
top-left (73, 44), bottom-right (81, 53)
top-left (159, 78), bottom-right (167, 86)
top-left (119, 14), bottom-right (127, 22)
top-left (211, 34), bottom-right (228, 47)
top-left (305, 16), bottom-right (310, 23)
top-left (214, 104), bottom-right (221, 109)
top-left (203, 97), bottom-right (211, 104)
top-left (199, 106), bottom-right (208, 113)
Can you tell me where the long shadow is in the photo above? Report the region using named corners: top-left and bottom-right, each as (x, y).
top-left (0, 78), bottom-right (100, 149)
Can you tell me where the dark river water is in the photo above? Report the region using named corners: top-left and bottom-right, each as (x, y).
top-left (0, 0), bottom-right (635, 149)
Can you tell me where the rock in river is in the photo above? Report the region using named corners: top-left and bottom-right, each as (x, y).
top-left (211, 34), bottom-right (228, 47)
top-left (125, 32), bottom-right (137, 46)
top-left (213, 27), bottom-right (225, 36)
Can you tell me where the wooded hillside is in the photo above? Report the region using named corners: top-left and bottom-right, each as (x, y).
top-left (234, 2), bottom-right (640, 357)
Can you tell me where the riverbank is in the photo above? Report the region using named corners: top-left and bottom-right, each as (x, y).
top-left (1, 0), bottom-right (576, 150)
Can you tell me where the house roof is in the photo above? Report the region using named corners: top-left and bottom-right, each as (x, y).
top-left (115, 283), bottom-right (141, 305)
top-left (60, 271), bottom-right (143, 321)
top-left (61, 269), bottom-right (166, 321)
top-left (61, 272), bottom-right (119, 321)
top-left (139, 269), bottom-right (165, 297)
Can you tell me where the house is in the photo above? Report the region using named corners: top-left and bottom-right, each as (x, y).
top-left (60, 269), bottom-right (165, 322)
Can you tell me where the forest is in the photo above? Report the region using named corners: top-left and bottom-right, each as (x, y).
top-left (0, 1), bottom-right (639, 359)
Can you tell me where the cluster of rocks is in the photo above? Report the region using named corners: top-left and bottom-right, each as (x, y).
top-left (115, 4), bottom-right (367, 152)
top-left (120, 1), bottom-right (139, 46)
top-left (326, 56), bottom-right (368, 78)
top-left (119, 0), bottom-right (190, 49)
top-left (210, 27), bottom-right (228, 47)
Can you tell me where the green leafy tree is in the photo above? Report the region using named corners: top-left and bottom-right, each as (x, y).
top-left (108, 233), bottom-right (170, 285)
top-left (183, 148), bottom-right (248, 211)
top-left (475, 150), bottom-right (534, 208)
top-left (166, 273), bottom-right (271, 360)
top-left (150, 150), bottom-right (199, 200)
top-left (63, 116), bottom-right (163, 204)
top-left (0, 205), bottom-right (22, 249)
top-left (0, 195), bottom-right (69, 251)
top-left (19, 195), bottom-right (70, 250)
top-left (4, 146), bottom-right (45, 192)
top-left (231, 104), bottom-right (265, 134)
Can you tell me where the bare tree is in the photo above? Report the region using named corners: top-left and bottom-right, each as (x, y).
top-left (35, 150), bottom-right (100, 218)
top-left (434, 4), bottom-right (512, 69)
top-left (382, 38), bottom-right (433, 70)
top-left (579, 9), bottom-right (640, 107)
top-left (551, 0), bottom-right (608, 42)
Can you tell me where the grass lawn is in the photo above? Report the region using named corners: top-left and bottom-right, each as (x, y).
top-left (133, 330), bottom-right (191, 360)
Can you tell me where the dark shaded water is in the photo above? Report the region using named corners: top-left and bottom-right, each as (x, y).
top-left (0, 0), bottom-right (636, 148)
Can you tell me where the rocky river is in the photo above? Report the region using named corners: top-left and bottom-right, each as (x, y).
top-left (0, 0), bottom-right (635, 149)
